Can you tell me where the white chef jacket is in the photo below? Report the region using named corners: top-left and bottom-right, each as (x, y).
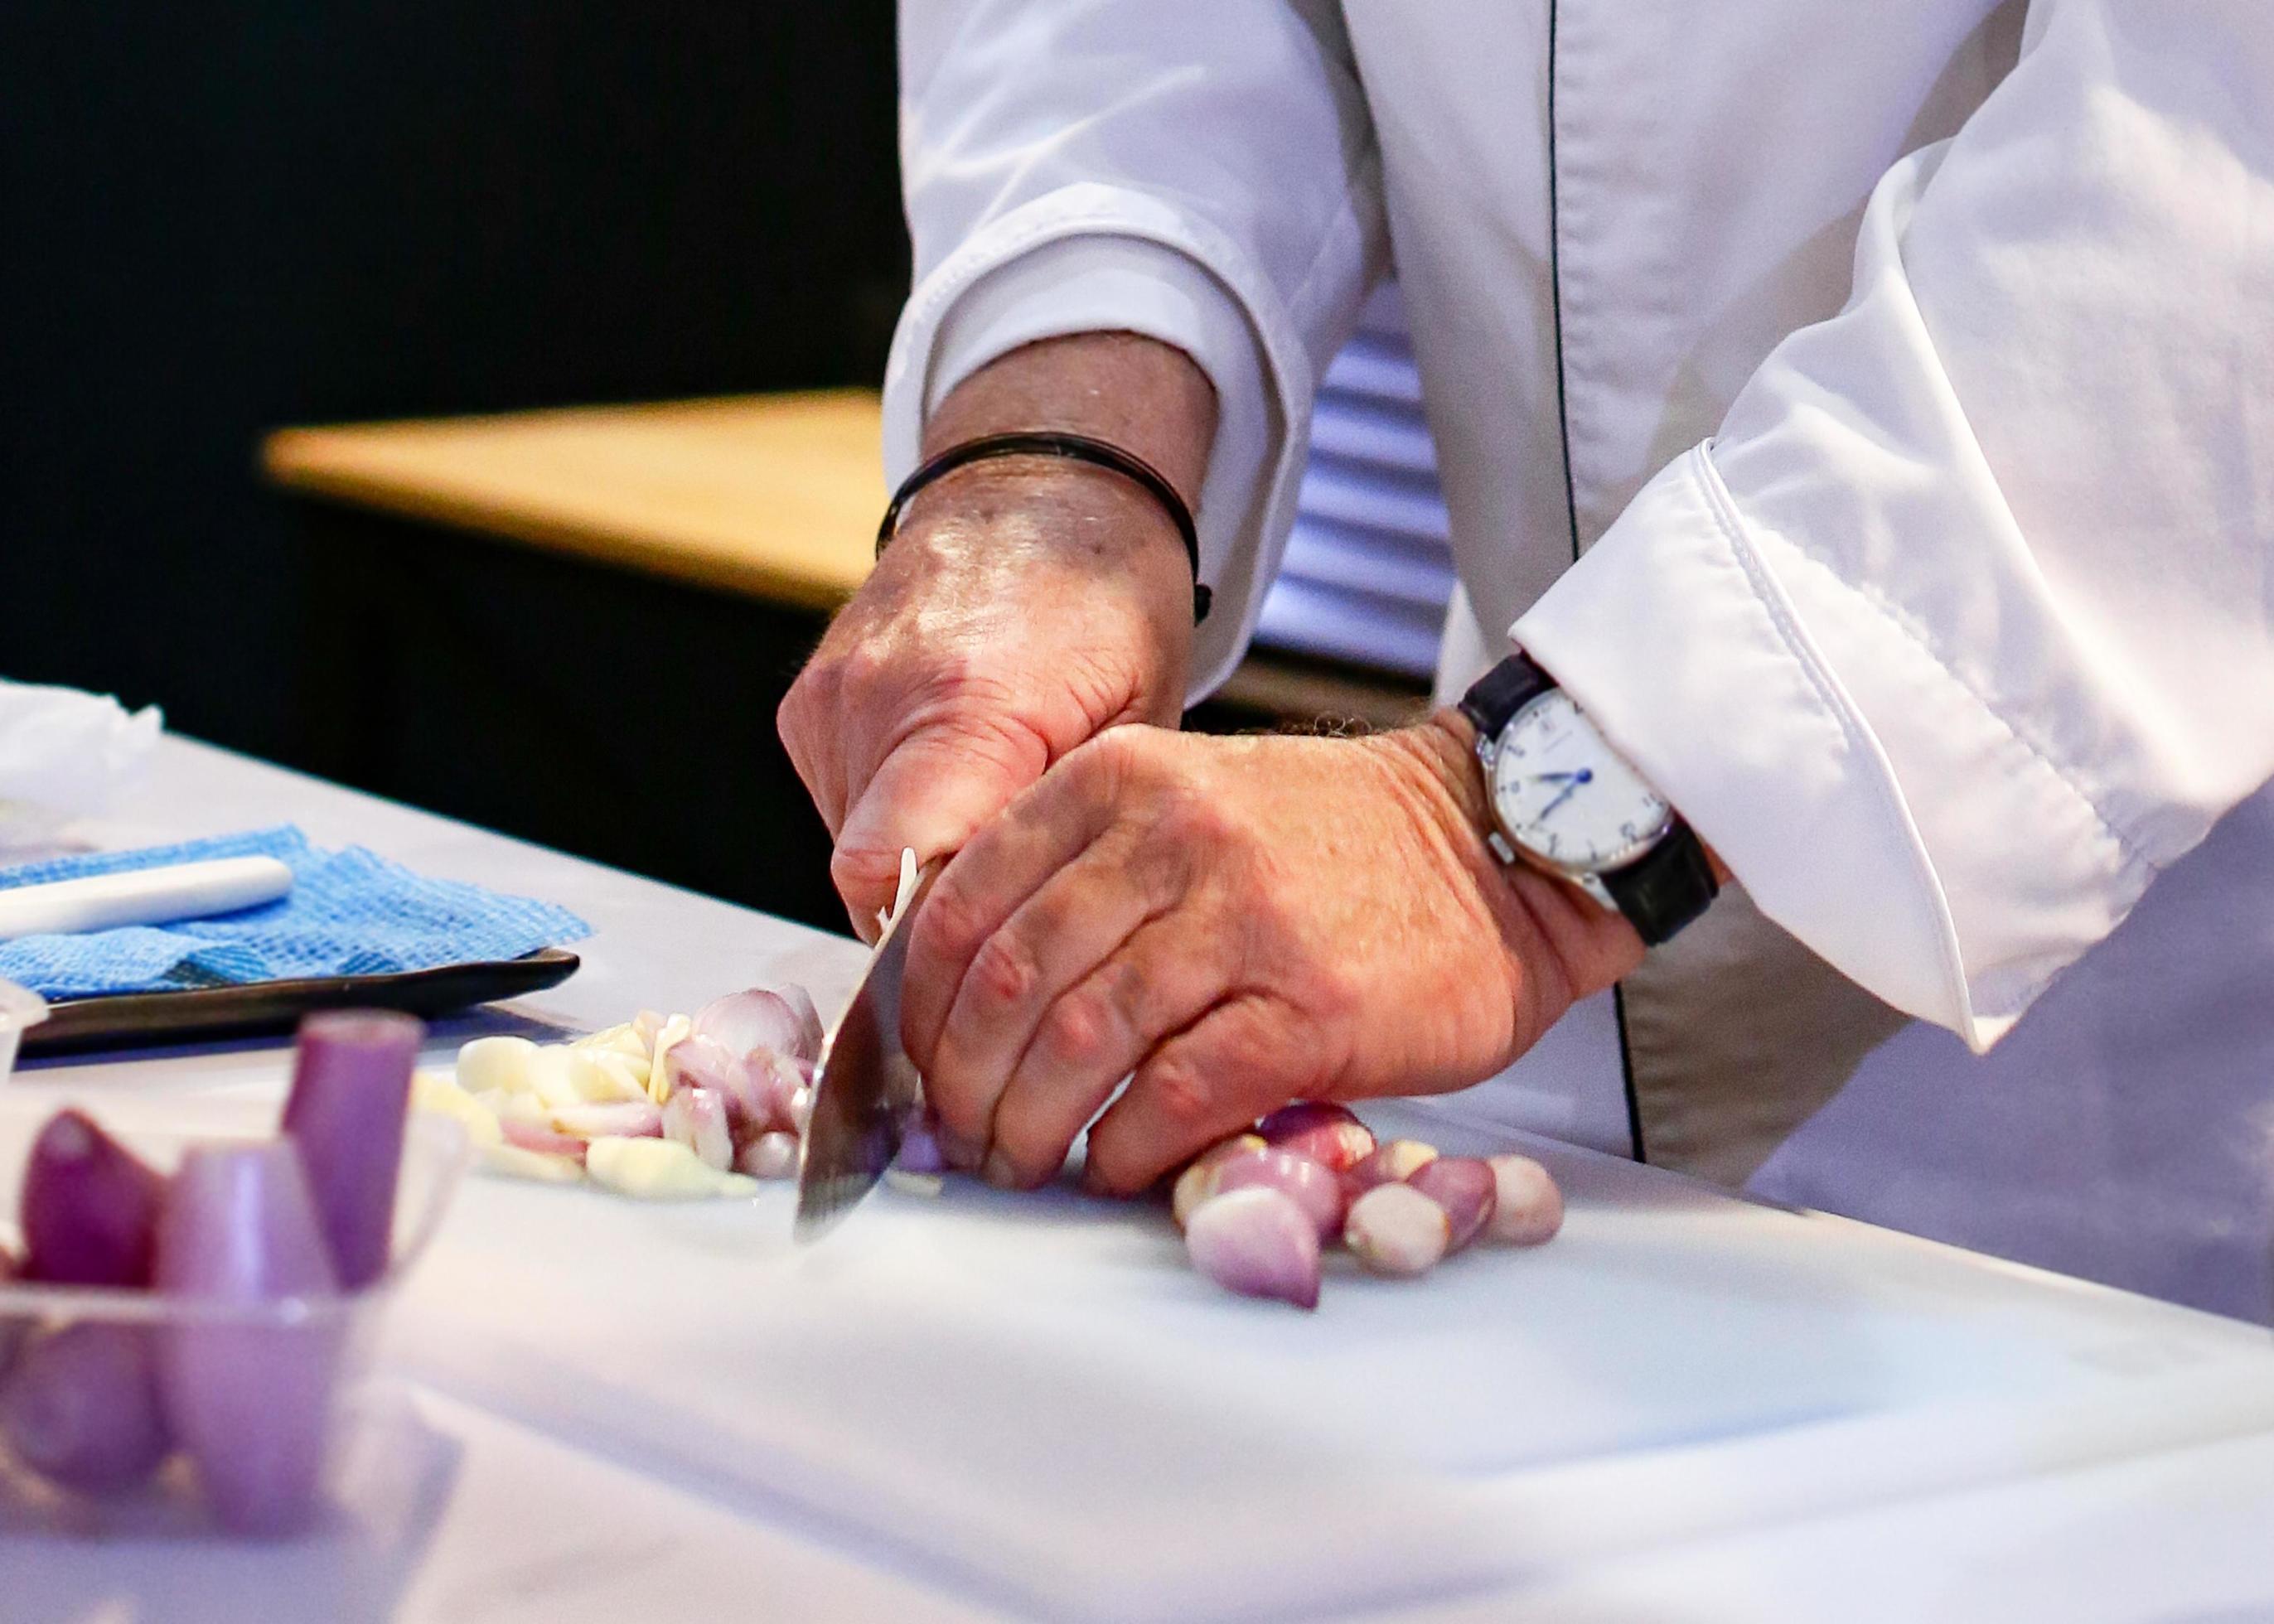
top-left (883, 2), bottom-right (2274, 1319)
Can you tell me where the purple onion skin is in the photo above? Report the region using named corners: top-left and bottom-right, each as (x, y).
top-left (1209, 1147), bottom-right (1347, 1241)
top-left (1256, 1102), bottom-right (1376, 1174)
top-left (1184, 1188), bottom-right (1320, 1310)
top-left (283, 1009), bottom-right (423, 1291)
top-left (895, 1114), bottom-right (949, 1175)
top-left (1341, 1138), bottom-right (1440, 1202)
top-left (0, 1245), bottom-right (23, 1379)
top-left (157, 1143), bottom-right (344, 1537)
top-left (0, 1322), bottom-right (172, 1496)
top-left (1408, 1157), bottom-right (1497, 1254)
top-left (21, 1109), bottom-right (168, 1288)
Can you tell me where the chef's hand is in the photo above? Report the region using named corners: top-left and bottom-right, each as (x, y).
top-left (778, 332), bottom-right (1214, 937)
top-left (900, 716), bottom-right (1647, 1194)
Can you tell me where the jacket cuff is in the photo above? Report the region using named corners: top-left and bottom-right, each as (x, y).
top-left (882, 184), bottom-right (1323, 699)
top-left (1512, 446), bottom-right (2150, 1051)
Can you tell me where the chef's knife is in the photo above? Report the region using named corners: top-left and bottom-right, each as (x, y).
top-left (794, 858), bottom-right (942, 1241)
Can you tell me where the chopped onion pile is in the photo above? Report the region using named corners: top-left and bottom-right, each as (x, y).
top-left (419, 982), bottom-right (825, 1201)
top-left (1174, 1102), bottom-right (1565, 1310)
top-left (0, 1010), bottom-right (424, 1531)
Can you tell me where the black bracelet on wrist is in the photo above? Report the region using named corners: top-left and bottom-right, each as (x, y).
top-left (875, 430), bottom-right (1212, 625)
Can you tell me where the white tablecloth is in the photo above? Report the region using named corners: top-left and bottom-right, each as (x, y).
top-left (3, 739), bottom-right (2271, 1621)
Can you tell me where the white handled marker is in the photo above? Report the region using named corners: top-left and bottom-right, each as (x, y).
top-left (0, 857), bottom-right (295, 942)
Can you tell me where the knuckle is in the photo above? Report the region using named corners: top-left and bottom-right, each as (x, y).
top-left (967, 929), bottom-right (1039, 1010)
top-left (1142, 1054), bottom-right (1217, 1132)
top-left (1038, 991), bottom-right (1118, 1071)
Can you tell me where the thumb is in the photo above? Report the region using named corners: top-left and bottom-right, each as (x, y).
top-left (831, 725), bottom-right (1046, 940)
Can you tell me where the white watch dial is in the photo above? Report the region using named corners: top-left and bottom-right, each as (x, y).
top-left (1489, 691), bottom-right (1672, 873)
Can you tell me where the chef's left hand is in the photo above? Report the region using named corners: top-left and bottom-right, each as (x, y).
top-left (900, 716), bottom-right (1646, 1195)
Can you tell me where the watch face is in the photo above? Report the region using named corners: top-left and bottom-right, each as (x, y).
top-left (1489, 691), bottom-right (1672, 872)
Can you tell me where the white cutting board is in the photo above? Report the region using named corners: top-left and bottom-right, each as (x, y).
top-left (370, 1096), bottom-right (2274, 1622)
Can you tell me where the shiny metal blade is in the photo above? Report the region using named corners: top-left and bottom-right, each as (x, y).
top-left (794, 860), bottom-right (942, 1241)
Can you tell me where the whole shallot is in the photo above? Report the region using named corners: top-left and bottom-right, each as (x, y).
top-left (1183, 1187), bottom-right (1321, 1310)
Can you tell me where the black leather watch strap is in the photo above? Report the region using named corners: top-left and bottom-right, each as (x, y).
top-left (1456, 651), bottom-right (1555, 739)
top-left (1599, 821), bottom-right (1719, 947)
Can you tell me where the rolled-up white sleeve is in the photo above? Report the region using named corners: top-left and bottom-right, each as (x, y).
top-left (884, 0), bottom-right (1387, 694)
top-left (1516, 2), bottom-right (2274, 1050)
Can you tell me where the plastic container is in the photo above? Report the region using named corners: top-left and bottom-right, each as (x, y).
top-left (0, 1110), bottom-right (469, 1535)
top-left (0, 979), bottom-right (47, 1083)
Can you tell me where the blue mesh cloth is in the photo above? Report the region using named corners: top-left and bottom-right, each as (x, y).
top-left (0, 826), bottom-right (590, 998)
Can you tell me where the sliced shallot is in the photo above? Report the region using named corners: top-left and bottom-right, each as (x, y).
top-left (1343, 1182), bottom-right (1450, 1277)
top-left (1184, 1187), bottom-right (1320, 1310)
top-left (1485, 1155), bottom-right (1565, 1246)
top-left (1170, 1133), bottom-right (1268, 1229)
top-left (1256, 1102), bottom-right (1376, 1174)
top-left (1409, 1157), bottom-right (1497, 1253)
top-left (1342, 1138), bottom-right (1439, 1199)
top-left (1210, 1146), bottom-right (1347, 1241)
top-left (735, 1131), bottom-right (801, 1181)
top-left (661, 1086), bottom-right (733, 1172)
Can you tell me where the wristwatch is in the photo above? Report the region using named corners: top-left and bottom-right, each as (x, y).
top-left (1457, 652), bottom-right (1718, 946)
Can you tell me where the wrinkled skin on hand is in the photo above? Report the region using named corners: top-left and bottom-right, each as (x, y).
top-left (899, 719), bottom-right (1646, 1196)
top-left (777, 461), bottom-right (1196, 936)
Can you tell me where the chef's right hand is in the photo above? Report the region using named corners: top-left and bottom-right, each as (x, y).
top-left (779, 334), bottom-right (1215, 936)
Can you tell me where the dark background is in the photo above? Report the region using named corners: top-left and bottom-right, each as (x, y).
top-left (0, 1), bottom-right (906, 765)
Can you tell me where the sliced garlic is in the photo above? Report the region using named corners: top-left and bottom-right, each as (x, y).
top-left (481, 1143), bottom-right (587, 1184)
top-left (411, 1069), bottom-right (503, 1149)
top-left (586, 1134), bottom-right (752, 1201)
top-left (456, 1035), bottom-right (540, 1097)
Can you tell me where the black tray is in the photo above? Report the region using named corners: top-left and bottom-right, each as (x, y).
top-left (17, 948), bottom-right (581, 1058)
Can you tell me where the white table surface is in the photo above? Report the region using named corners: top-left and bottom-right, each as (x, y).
top-left (2, 738), bottom-right (2271, 1622)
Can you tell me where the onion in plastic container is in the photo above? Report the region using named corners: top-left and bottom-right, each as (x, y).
top-left (156, 1142), bottom-right (344, 1536)
top-left (0, 1322), bottom-right (172, 1496)
top-left (21, 1108), bottom-right (167, 1288)
top-left (283, 1010), bottom-right (422, 1290)
top-left (0, 1244), bottom-right (22, 1378)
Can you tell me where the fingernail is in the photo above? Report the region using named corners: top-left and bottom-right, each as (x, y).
top-left (980, 1151), bottom-right (1020, 1190)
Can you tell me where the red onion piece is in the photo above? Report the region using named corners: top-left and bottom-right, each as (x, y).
top-left (1342, 1138), bottom-right (1439, 1201)
top-left (1409, 1157), bottom-right (1497, 1253)
top-left (156, 1143), bottom-right (343, 1536)
top-left (662, 1036), bottom-right (797, 1140)
top-left (1169, 1133), bottom-right (1269, 1229)
top-left (0, 1322), bottom-right (172, 1496)
top-left (735, 1131), bottom-right (801, 1181)
top-left (1184, 1188), bottom-right (1320, 1310)
top-left (21, 1108), bottom-right (167, 1288)
top-left (1485, 1155), bottom-right (1565, 1246)
top-left (894, 1114), bottom-right (949, 1175)
top-left (500, 1118), bottom-right (590, 1162)
top-left (1343, 1182), bottom-right (1450, 1277)
top-left (1256, 1102), bottom-right (1376, 1174)
top-left (661, 1086), bottom-right (733, 1172)
top-left (691, 986), bottom-right (823, 1067)
top-left (283, 1009), bottom-right (422, 1290)
top-left (1210, 1147), bottom-right (1347, 1241)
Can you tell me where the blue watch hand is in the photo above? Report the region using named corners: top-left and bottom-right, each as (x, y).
top-left (1534, 767), bottom-right (1594, 821)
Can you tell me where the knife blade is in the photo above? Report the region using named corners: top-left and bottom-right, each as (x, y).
top-left (794, 858), bottom-right (943, 1240)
